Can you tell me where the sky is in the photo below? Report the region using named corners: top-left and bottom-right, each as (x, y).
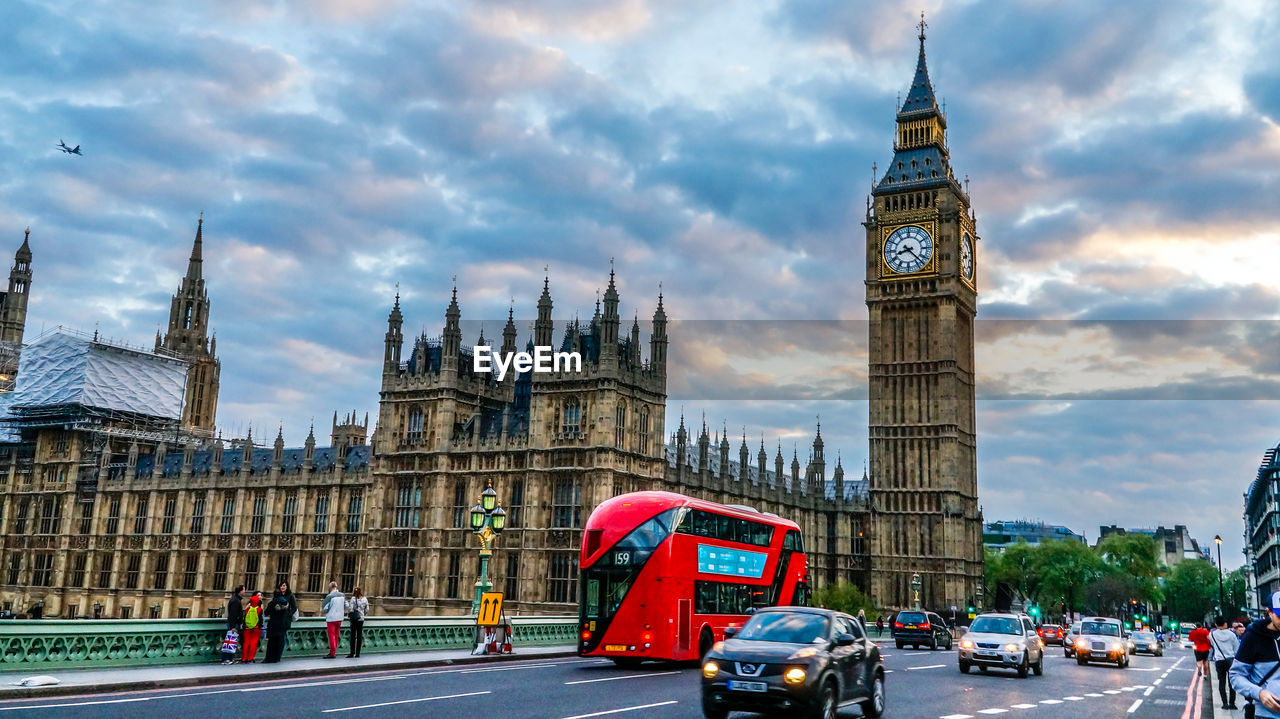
top-left (2, 0), bottom-right (1279, 569)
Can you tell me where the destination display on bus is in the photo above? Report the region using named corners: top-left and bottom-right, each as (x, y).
top-left (696, 545), bottom-right (767, 578)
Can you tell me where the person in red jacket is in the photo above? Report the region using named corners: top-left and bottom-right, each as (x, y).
top-left (241, 594), bottom-right (263, 663)
top-left (1190, 623), bottom-right (1212, 680)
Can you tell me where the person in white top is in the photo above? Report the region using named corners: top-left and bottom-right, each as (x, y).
top-left (322, 581), bottom-right (347, 659)
top-left (1211, 615), bottom-right (1240, 709)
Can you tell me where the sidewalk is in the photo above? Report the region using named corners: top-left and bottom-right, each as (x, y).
top-left (0, 645), bottom-right (577, 700)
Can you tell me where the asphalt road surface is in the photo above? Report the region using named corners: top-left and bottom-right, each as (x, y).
top-left (0, 644), bottom-right (1204, 718)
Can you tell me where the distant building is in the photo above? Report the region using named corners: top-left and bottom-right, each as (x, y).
top-left (1245, 443), bottom-right (1280, 607)
top-left (983, 520), bottom-right (1085, 551)
top-left (1097, 524), bottom-right (1210, 568)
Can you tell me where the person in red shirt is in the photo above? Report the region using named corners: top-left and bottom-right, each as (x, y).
top-left (1190, 624), bottom-right (1212, 680)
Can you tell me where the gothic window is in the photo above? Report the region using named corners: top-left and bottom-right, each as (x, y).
top-left (274, 555), bottom-right (291, 589)
top-left (132, 495), bottom-right (149, 535)
top-left (281, 492), bottom-right (297, 533)
top-left (394, 479), bottom-right (421, 528)
top-left (615, 403), bottom-right (626, 448)
top-left (507, 479), bottom-right (523, 529)
top-left (220, 492), bottom-right (235, 534)
top-left (451, 478), bottom-right (468, 528)
top-left (408, 408), bottom-right (423, 443)
top-left (445, 552), bottom-right (462, 598)
top-left (31, 553), bottom-right (53, 587)
top-left (106, 497), bottom-right (121, 535)
top-left (552, 477), bottom-right (582, 528)
top-left (314, 493), bottom-right (329, 533)
top-left (307, 554), bottom-right (324, 593)
top-left (504, 552), bottom-right (520, 599)
top-left (78, 500), bottom-right (93, 534)
top-left (184, 302), bottom-right (193, 329)
top-left (98, 555), bottom-right (115, 589)
top-left (250, 492), bottom-right (267, 533)
top-left (69, 553), bottom-right (87, 587)
top-left (340, 553), bottom-right (357, 590)
top-left (6, 555), bottom-right (20, 584)
top-left (153, 554), bottom-right (170, 590)
top-left (37, 497), bottom-right (61, 534)
top-left (190, 496), bottom-right (205, 534)
top-left (212, 553), bottom-right (229, 591)
top-left (561, 397), bottom-right (581, 436)
top-left (388, 550), bottom-right (415, 597)
top-left (549, 552), bottom-right (578, 603)
top-left (182, 554), bottom-right (198, 590)
top-left (345, 491), bottom-right (363, 532)
top-left (161, 493), bottom-right (177, 534)
top-left (244, 555), bottom-right (259, 590)
top-left (638, 408), bottom-right (650, 455)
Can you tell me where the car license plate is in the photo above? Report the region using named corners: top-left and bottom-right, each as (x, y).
top-left (974, 652), bottom-right (997, 659)
top-left (728, 680), bottom-right (767, 693)
top-left (604, 644), bottom-right (627, 652)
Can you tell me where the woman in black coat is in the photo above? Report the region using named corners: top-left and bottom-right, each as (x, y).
top-left (262, 581), bottom-right (298, 664)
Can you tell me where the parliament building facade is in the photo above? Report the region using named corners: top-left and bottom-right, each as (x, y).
top-left (0, 28), bottom-right (979, 619)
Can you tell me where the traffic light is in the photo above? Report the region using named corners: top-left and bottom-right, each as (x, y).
top-left (1124, 622), bottom-right (1132, 630)
top-left (1029, 605), bottom-right (1040, 617)
top-left (967, 605), bottom-right (975, 614)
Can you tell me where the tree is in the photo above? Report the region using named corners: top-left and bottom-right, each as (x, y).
top-left (1225, 568), bottom-right (1248, 619)
top-left (1165, 559), bottom-right (1220, 623)
top-left (812, 582), bottom-right (879, 619)
top-left (1096, 533), bottom-right (1162, 604)
top-left (1034, 539), bottom-right (1105, 617)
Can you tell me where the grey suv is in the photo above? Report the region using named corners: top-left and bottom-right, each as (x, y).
top-left (957, 612), bottom-right (1045, 678)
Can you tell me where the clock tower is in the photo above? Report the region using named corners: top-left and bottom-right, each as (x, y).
top-left (864, 18), bottom-right (982, 611)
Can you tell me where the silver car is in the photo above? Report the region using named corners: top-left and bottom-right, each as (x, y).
top-left (1071, 617), bottom-right (1129, 668)
top-left (957, 612), bottom-right (1045, 678)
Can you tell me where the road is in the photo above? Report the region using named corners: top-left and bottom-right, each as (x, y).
top-left (0, 644), bottom-right (1205, 718)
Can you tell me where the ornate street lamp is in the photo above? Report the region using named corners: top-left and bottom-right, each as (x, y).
top-left (911, 572), bottom-right (922, 611)
top-left (1215, 535), bottom-right (1226, 617)
top-left (469, 479), bottom-right (507, 616)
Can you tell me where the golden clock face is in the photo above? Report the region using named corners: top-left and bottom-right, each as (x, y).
top-left (961, 232), bottom-right (973, 280)
top-left (883, 225), bottom-right (934, 275)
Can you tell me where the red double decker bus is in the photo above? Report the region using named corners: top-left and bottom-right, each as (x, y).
top-left (577, 491), bottom-right (809, 664)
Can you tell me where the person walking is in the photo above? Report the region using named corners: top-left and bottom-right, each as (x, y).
top-left (1190, 623), bottom-right (1212, 680)
top-left (1231, 592), bottom-right (1280, 718)
top-left (876, 618), bottom-right (884, 638)
top-left (226, 585), bottom-right (245, 632)
top-left (1210, 616), bottom-right (1240, 709)
top-left (345, 587), bottom-right (369, 658)
top-left (263, 581), bottom-right (297, 664)
top-left (322, 581), bottom-right (346, 659)
top-left (241, 594), bottom-right (263, 663)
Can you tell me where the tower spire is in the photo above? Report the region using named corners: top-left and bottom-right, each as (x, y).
top-left (187, 212), bottom-right (204, 281)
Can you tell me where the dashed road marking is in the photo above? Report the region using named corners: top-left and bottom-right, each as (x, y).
top-left (559, 701), bottom-right (678, 719)
top-left (1010, 704), bottom-right (1036, 709)
top-left (564, 671), bottom-right (681, 685)
top-left (1039, 699), bottom-right (1062, 705)
top-left (1127, 699), bottom-right (1142, 713)
top-left (321, 690), bottom-right (491, 713)
top-left (977, 710), bottom-right (1008, 715)
top-left (907, 664), bottom-right (946, 671)
top-left (939, 714), bottom-right (973, 719)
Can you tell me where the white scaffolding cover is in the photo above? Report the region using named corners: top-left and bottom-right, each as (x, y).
top-left (13, 331), bottom-right (188, 420)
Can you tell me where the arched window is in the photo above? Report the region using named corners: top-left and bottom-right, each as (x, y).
top-left (614, 403), bottom-right (626, 448)
top-left (638, 408), bottom-right (650, 454)
top-left (184, 302), bottom-right (193, 329)
top-left (561, 398), bottom-right (581, 436)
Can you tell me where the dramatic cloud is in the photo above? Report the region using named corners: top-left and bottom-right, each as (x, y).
top-left (0, 0), bottom-right (1274, 564)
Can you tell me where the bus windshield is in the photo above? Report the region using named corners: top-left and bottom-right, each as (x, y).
top-left (738, 612), bottom-right (829, 644)
top-left (582, 507), bottom-right (680, 623)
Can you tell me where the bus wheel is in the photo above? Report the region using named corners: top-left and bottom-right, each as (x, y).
top-left (699, 628), bottom-right (715, 659)
top-left (611, 658), bottom-right (643, 669)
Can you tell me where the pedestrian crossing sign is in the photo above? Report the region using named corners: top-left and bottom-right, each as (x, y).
top-left (477, 592), bottom-right (504, 626)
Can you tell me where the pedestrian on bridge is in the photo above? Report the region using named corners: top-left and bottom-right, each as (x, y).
top-left (263, 581), bottom-right (297, 664)
top-left (322, 582), bottom-right (346, 659)
top-left (1229, 591), bottom-right (1280, 718)
top-left (345, 587), bottom-right (369, 658)
top-left (226, 585), bottom-right (245, 632)
top-left (241, 594), bottom-right (263, 663)
top-left (1210, 616), bottom-right (1239, 710)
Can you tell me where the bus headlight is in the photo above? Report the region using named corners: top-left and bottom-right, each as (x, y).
top-left (702, 661), bottom-right (720, 679)
top-left (784, 667), bottom-right (807, 685)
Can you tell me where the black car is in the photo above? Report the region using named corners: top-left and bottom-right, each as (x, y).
top-left (892, 610), bottom-right (953, 650)
top-left (701, 607), bottom-right (885, 719)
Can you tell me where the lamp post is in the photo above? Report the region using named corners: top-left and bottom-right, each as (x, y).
top-left (1214, 535), bottom-right (1225, 617)
top-left (976, 583), bottom-right (985, 613)
top-left (469, 480), bottom-right (507, 616)
top-left (911, 573), bottom-right (922, 611)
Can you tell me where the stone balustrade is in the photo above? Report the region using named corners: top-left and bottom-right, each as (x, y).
top-left (0, 615), bottom-right (577, 670)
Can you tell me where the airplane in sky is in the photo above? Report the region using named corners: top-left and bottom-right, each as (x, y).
top-left (56, 140), bottom-right (82, 155)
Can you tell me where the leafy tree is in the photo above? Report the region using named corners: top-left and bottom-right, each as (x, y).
top-left (1096, 533), bottom-right (1162, 605)
top-left (1225, 568), bottom-right (1248, 619)
top-left (812, 582), bottom-right (879, 619)
top-left (1166, 559), bottom-right (1222, 623)
top-left (1034, 539), bottom-right (1105, 616)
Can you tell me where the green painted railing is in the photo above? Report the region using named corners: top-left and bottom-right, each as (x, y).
top-left (0, 615), bottom-right (578, 670)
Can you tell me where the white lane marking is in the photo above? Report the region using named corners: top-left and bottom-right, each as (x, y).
top-left (559, 701), bottom-right (679, 719)
top-left (1103, 690), bottom-right (1121, 694)
top-left (0, 697), bottom-right (152, 712)
top-left (885, 669), bottom-right (895, 673)
top-left (1121, 686), bottom-right (1137, 691)
top-left (1144, 686), bottom-right (1154, 696)
top-left (1064, 696), bottom-right (1083, 700)
top-left (458, 662), bottom-right (566, 674)
top-left (1039, 699), bottom-right (1062, 704)
top-left (1129, 667), bottom-right (1161, 672)
top-left (1084, 693), bottom-right (1104, 697)
top-left (1126, 699), bottom-right (1142, 713)
top-left (564, 671), bottom-right (681, 685)
top-left (242, 674), bottom-right (415, 692)
top-left (1010, 703), bottom-right (1037, 708)
top-left (321, 690), bottom-right (491, 713)
top-left (940, 714), bottom-right (973, 719)
top-left (1154, 678), bottom-right (1162, 685)
top-left (907, 664), bottom-right (947, 670)
top-left (977, 710), bottom-right (1008, 715)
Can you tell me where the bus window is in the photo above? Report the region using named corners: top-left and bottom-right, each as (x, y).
top-left (782, 529), bottom-right (803, 552)
top-left (677, 509), bottom-right (775, 547)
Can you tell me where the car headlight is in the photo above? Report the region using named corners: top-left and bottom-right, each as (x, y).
top-left (1005, 643), bottom-right (1020, 652)
top-left (1075, 638), bottom-right (1088, 648)
top-left (1038, 638), bottom-right (1045, 647)
top-left (784, 667), bottom-right (807, 685)
top-left (702, 661), bottom-right (720, 679)
top-left (1111, 642), bottom-right (1123, 651)
top-left (960, 639), bottom-right (973, 649)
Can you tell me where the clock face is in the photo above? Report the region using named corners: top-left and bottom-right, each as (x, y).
top-left (960, 233), bottom-right (974, 280)
top-left (883, 225), bottom-right (934, 275)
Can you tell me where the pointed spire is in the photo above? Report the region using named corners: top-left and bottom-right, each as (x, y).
top-left (900, 11), bottom-right (939, 117)
top-left (186, 213), bottom-right (204, 281)
top-left (17, 227), bottom-right (32, 261)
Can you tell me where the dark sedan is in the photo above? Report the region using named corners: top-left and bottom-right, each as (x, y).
top-left (701, 607), bottom-right (885, 719)
top-left (1129, 631), bottom-right (1164, 656)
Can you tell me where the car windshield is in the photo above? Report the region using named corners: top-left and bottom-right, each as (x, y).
top-left (738, 612), bottom-right (829, 644)
top-left (1132, 632), bottom-right (1155, 640)
top-left (1082, 621), bottom-right (1120, 636)
top-left (1040, 625), bottom-right (1060, 631)
top-left (896, 612), bottom-right (926, 624)
top-left (969, 617), bottom-right (1022, 635)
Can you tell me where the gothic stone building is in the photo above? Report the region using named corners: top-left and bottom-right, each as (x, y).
top-left (365, 272), bottom-right (869, 615)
